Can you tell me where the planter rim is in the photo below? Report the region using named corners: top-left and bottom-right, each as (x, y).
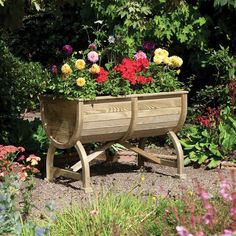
top-left (40, 90), bottom-right (188, 102)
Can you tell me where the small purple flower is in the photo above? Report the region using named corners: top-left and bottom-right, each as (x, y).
top-left (199, 190), bottom-right (210, 200)
top-left (87, 51), bottom-right (99, 63)
top-left (176, 226), bottom-right (193, 236)
top-left (51, 65), bottom-right (58, 74)
top-left (88, 43), bottom-right (97, 50)
top-left (196, 232), bottom-right (205, 236)
top-left (202, 213), bottom-right (213, 225)
top-left (62, 44), bottom-right (73, 55)
top-left (143, 41), bottom-right (156, 51)
top-left (220, 178), bottom-right (232, 201)
top-left (222, 230), bottom-right (234, 236)
top-left (230, 207), bottom-right (236, 219)
top-left (134, 50), bottom-right (147, 60)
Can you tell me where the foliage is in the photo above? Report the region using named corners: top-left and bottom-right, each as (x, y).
top-left (0, 0), bottom-right (42, 29)
top-left (49, 191), bottom-right (154, 235)
top-left (0, 39), bottom-right (48, 146)
top-left (146, 173), bottom-right (236, 235)
top-left (0, 145), bottom-right (41, 235)
top-left (17, 173), bottom-right (236, 235)
top-left (180, 107), bottom-right (236, 168)
top-left (0, 39), bottom-right (48, 115)
top-left (47, 44), bottom-right (183, 99)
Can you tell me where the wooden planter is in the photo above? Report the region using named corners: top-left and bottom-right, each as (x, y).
top-left (40, 91), bottom-right (188, 192)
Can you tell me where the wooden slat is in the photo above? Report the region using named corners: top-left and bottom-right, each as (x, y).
top-left (135, 121), bottom-right (178, 131)
top-left (83, 101), bottom-right (131, 114)
top-left (52, 167), bottom-right (81, 180)
top-left (71, 142), bottom-right (114, 172)
top-left (83, 118), bottom-right (130, 129)
top-left (74, 91), bottom-right (188, 101)
top-left (137, 98), bottom-right (181, 110)
top-left (137, 114), bottom-right (179, 125)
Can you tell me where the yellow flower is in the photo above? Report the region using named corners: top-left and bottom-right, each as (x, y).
top-left (61, 63), bottom-right (72, 75)
top-left (89, 64), bottom-right (100, 74)
top-left (153, 55), bottom-right (163, 65)
top-left (152, 196), bottom-right (157, 202)
top-left (76, 77), bottom-right (86, 87)
top-left (163, 56), bottom-right (171, 65)
top-left (176, 69), bottom-right (181, 75)
top-left (154, 48), bottom-right (169, 58)
top-left (75, 59), bottom-right (86, 70)
top-left (141, 175), bottom-right (145, 182)
top-left (154, 48), bottom-right (163, 55)
top-left (169, 56), bottom-right (183, 68)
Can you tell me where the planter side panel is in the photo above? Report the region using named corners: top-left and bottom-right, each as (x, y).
top-left (80, 99), bottom-right (131, 143)
top-left (41, 98), bottom-right (77, 144)
top-left (132, 96), bottom-right (181, 138)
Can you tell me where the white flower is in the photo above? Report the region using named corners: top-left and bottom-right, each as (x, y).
top-left (94, 20), bottom-right (103, 24)
top-left (108, 35), bottom-right (115, 43)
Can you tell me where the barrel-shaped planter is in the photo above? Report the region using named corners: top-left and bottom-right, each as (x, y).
top-left (40, 91), bottom-right (188, 149)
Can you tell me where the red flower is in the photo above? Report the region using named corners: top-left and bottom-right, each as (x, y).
top-left (96, 67), bottom-right (109, 83)
top-left (114, 57), bottom-right (151, 85)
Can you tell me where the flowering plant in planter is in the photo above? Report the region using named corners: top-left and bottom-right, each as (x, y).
top-left (47, 44), bottom-right (184, 99)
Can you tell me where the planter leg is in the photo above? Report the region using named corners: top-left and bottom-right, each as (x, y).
top-left (45, 143), bottom-right (56, 182)
top-left (75, 141), bottom-right (93, 193)
top-left (138, 138), bottom-right (146, 167)
top-left (168, 131), bottom-right (186, 179)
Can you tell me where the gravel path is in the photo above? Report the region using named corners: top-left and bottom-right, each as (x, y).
top-left (31, 148), bottom-right (232, 218)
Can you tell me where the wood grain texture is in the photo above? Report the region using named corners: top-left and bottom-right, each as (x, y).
top-left (40, 91), bottom-right (187, 145)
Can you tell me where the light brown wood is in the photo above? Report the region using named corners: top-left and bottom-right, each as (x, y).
top-left (45, 143), bottom-right (56, 181)
top-left (71, 142), bottom-right (114, 172)
top-left (74, 141), bottom-right (92, 192)
top-left (40, 91), bottom-right (188, 192)
top-left (168, 131), bottom-right (186, 179)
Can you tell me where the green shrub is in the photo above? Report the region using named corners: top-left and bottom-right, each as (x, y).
top-left (180, 106), bottom-right (236, 168)
top-left (0, 39), bottom-right (48, 144)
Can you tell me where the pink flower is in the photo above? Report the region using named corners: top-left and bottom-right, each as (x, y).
top-left (220, 178), bottom-right (232, 201)
top-left (90, 209), bottom-right (99, 216)
top-left (202, 213), bottom-right (213, 225)
top-left (176, 226), bottom-right (193, 236)
top-left (222, 229), bottom-right (235, 236)
top-left (51, 65), bottom-right (58, 74)
top-left (196, 232), bottom-right (205, 236)
top-left (88, 43), bottom-right (97, 50)
top-left (134, 50), bottom-right (147, 60)
top-left (87, 51), bottom-right (99, 63)
top-left (230, 207), bottom-right (236, 219)
top-left (26, 154), bottom-right (41, 166)
top-left (62, 44), bottom-right (73, 55)
top-left (18, 171), bottom-right (28, 181)
top-left (199, 191), bottom-right (210, 200)
top-left (17, 155), bottom-right (25, 161)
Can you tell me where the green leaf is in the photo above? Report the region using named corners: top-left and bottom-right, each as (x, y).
top-left (207, 159), bottom-right (221, 169)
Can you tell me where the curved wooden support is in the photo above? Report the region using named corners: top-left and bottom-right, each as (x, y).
top-left (173, 93), bottom-right (187, 133)
top-left (75, 141), bottom-right (93, 193)
top-left (120, 97), bottom-right (138, 141)
top-left (45, 143), bottom-right (56, 182)
top-left (40, 98), bottom-right (84, 149)
top-left (168, 131), bottom-right (186, 179)
top-left (138, 138), bottom-right (146, 167)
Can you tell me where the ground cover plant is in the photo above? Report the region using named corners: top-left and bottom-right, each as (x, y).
top-left (12, 171), bottom-right (236, 236)
top-left (0, 145), bottom-right (41, 235)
